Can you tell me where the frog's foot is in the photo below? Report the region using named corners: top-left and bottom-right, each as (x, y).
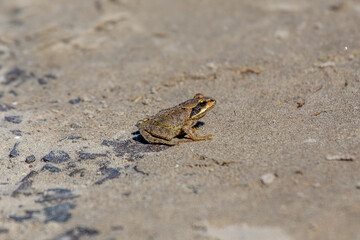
top-left (192, 134), bottom-right (213, 141)
top-left (201, 134), bottom-right (213, 140)
top-left (139, 129), bottom-right (178, 146)
top-left (182, 126), bottom-right (213, 142)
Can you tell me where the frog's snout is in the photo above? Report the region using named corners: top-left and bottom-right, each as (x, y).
top-left (208, 98), bottom-right (216, 108)
top-left (136, 118), bottom-right (149, 127)
top-left (136, 121), bottom-right (142, 127)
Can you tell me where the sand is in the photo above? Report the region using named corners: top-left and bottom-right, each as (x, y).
top-left (0, 0), bottom-right (359, 239)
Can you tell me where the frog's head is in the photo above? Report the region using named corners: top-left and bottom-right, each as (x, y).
top-left (189, 93), bottom-right (216, 120)
top-left (136, 118), bottom-right (149, 128)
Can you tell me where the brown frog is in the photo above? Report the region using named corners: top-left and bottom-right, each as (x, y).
top-left (136, 93), bottom-right (216, 145)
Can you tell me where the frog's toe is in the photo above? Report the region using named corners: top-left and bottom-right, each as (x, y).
top-left (204, 134), bottom-right (213, 140)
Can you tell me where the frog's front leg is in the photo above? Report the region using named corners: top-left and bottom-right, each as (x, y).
top-left (139, 128), bottom-right (178, 146)
top-left (182, 124), bottom-right (213, 141)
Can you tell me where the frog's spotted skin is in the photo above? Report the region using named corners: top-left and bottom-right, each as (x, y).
top-left (136, 93), bottom-right (216, 145)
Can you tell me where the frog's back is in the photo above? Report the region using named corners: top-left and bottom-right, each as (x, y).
top-left (151, 106), bottom-right (189, 128)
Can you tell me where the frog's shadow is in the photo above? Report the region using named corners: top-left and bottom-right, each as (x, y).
top-left (131, 121), bottom-right (205, 144)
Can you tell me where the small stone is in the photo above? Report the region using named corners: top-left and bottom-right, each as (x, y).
top-left (9, 210), bottom-right (40, 222)
top-left (66, 136), bottom-right (81, 140)
top-left (10, 129), bottom-right (23, 136)
top-left (261, 173), bottom-right (276, 185)
top-left (316, 61), bottom-right (335, 68)
top-left (69, 123), bottom-right (80, 129)
top-left (44, 202), bottom-right (76, 223)
top-left (275, 29), bottom-right (289, 40)
top-left (44, 74), bottom-right (57, 79)
top-left (68, 97), bottom-right (83, 104)
top-left (9, 142), bottom-right (20, 157)
top-left (356, 182), bottom-right (360, 190)
top-left (4, 68), bottom-right (25, 85)
top-left (59, 136), bottom-right (82, 141)
top-left (11, 170), bottom-right (38, 197)
top-left (9, 90), bottom-right (18, 96)
top-left (304, 138), bottom-right (317, 143)
top-left (78, 152), bottom-right (106, 161)
top-left (36, 188), bottom-right (79, 203)
top-left (38, 78), bottom-right (47, 85)
top-left (5, 116), bottom-right (22, 124)
top-left (0, 103), bottom-right (14, 112)
top-left (42, 163), bottom-right (61, 173)
top-left (25, 155), bottom-right (36, 164)
top-left (294, 96), bottom-right (305, 108)
top-left (326, 154), bottom-right (354, 161)
top-left (0, 227), bottom-right (9, 234)
top-left (94, 167), bottom-right (120, 185)
top-left (68, 168), bottom-right (85, 177)
top-left (53, 226), bottom-right (99, 240)
top-left (42, 150), bottom-right (70, 163)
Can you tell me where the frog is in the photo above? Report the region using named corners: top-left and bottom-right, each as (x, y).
top-left (136, 93), bottom-right (216, 145)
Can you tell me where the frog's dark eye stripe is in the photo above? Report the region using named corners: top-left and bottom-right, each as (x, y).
top-left (199, 101), bottom-right (207, 107)
top-left (190, 105), bottom-right (202, 118)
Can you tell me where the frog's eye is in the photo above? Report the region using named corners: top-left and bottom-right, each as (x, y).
top-left (199, 100), bottom-right (207, 107)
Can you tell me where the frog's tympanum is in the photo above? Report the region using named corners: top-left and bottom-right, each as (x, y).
top-left (136, 93), bottom-right (216, 145)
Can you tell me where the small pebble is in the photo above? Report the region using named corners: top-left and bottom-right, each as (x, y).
top-left (5, 116), bottom-right (22, 124)
top-left (9, 142), bottom-right (20, 158)
top-left (95, 167), bottom-right (120, 185)
top-left (53, 226), bottom-right (99, 240)
top-left (4, 68), bottom-right (25, 85)
top-left (42, 150), bottom-right (70, 163)
top-left (316, 61), bottom-right (335, 68)
top-left (38, 78), bottom-right (47, 85)
top-left (275, 29), bottom-right (289, 40)
top-left (261, 173), bottom-right (276, 185)
top-left (42, 163), bottom-right (61, 173)
top-left (356, 182), bottom-right (360, 190)
top-left (326, 154), bottom-right (354, 161)
top-left (11, 170), bottom-right (38, 197)
top-left (0, 103), bottom-right (14, 112)
top-left (10, 129), bottom-right (23, 136)
top-left (69, 97), bottom-right (83, 104)
top-left (44, 74), bottom-right (57, 79)
top-left (44, 202), bottom-right (76, 223)
top-left (36, 188), bottom-right (79, 203)
top-left (9, 210), bottom-right (40, 222)
top-left (25, 155), bottom-right (36, 164)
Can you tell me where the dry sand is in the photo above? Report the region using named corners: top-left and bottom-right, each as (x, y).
top-left (0, 0), bottom-right (360, 239)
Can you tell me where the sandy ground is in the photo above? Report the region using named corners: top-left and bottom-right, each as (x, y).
top-left (0, 0), bottom-right (360, 239)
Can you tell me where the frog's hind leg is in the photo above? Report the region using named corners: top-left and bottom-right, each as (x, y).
top-left (139, 128), bottom-right (178, 146)
top-left (182, 125), bottom-right (213, 141)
